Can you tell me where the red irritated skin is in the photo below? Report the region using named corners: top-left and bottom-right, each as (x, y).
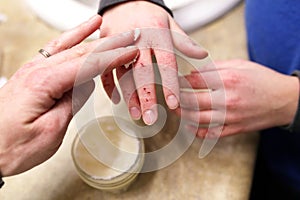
top-left (0, 15), bottom-right (139, 176)
top-left (177, 59), bottom-right (299, 138)
top-left (100, 1), bottom-right (208, 125)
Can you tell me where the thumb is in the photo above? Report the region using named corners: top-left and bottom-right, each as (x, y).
top-left (43, 80), bottom-right (95, 137)
top-left (169, 17), bottom-right (208, 59)
top-left (71, 80), bottom-right (96, 115)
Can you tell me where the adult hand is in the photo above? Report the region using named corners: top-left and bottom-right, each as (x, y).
top-left (0, 15), bottom-right (139, 176)
top-left (100, 1), bottom-right (208, 125)
top-left (177, 59), bottom-right (299, 137)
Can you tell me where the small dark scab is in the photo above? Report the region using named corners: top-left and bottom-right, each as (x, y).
top-left (143, 88), bottom-right (147, 91)
top-left (140, 63), bottom-right (145, 67)
top-left (147, 92), bottom-right (151, 95)
top-left (145, 98), bottom-right (149, 102)
top-left (150, 48), bottom-right (154, 55)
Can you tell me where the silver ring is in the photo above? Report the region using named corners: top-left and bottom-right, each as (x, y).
top-left (38, 49), bottom-right (51, 58)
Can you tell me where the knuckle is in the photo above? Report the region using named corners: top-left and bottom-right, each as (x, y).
top-left (151, 15), bottom-right (168, 28)
top-left (226, 95), bottom-right (241, 110)
top-left (24, 68), bottom-right (53, 93)
top-left (73, 45), bottom-right (87, 57)
top-left (225, 113), bottom-right (238, 123)
top-left (46, 38), bottom-right (64, 51)
top-left (223, 70), bottom-right (242, 87)
top-left (25, 68), bottom-right (44, 83)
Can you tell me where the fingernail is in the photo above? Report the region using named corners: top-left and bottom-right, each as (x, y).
top-left (126, 45), bottom-right (137, 49)
top-left (134, 28), bottom-right (141, 41)
top-left (167, 95), bottom-right (179, 109)
top-left (130, 107), bottom-right (141, 120)
top-left (143, 109), bottom-right (156, 125)
top-left (188, 39), bottom-right (209, 57)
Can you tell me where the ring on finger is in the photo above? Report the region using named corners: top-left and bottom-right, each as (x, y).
top-left (38, 49), bottom-right (51, 58)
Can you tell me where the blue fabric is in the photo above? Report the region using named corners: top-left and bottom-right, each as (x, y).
top-left (245, 0), bottom-right (300, 189)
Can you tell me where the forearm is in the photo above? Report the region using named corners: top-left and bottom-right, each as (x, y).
top-left (98, 0), bottom-right (173, 16)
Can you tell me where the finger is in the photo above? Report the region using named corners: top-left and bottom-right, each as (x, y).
top-left (169, 17), bottom-right (208, 59)
top-left (101, 71), bottom-right (120, 104)
top-left (47, 46), bottom-right (139, 99)
top-left (98, 30), bottom-right (140, 105)
top-left (177, 109), bottom-right (226, 125)
top-left (72, 80), bottom-right (96, 114)
top-left (116, 66), bottom-right (141, 120)
top-left (180, 91), bottom-right (212, 110)
top-left (33, 15), bottom-right (102, 61)
top-left (139, 29), bottom-right (179, 109)
top-left (42, 80), bottom-right (95, 140)
top-left (180, 89), bottom-right (226, 111)
top-left (35, 30), bottom-right (138, 68)
top-left (153, 35), bottom-right (180, 109)
top-left (187, 125), bottom-right (226, 138)
top-left (133, 49), bottom-right (157, 125)
top-left (179, 72), bottom-right (208, 89)
top-left (193, 124), bottom-right (243, 138)
top-left (179, 70), bottom-right (224, 90)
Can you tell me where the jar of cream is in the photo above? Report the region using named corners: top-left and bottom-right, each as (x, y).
top-left (71, 116), bottom-right (145, 193)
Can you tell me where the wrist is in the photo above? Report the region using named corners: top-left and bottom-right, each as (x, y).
top-left (282, 71), bottom-right (300, 132)
top-left (98, 0), bottom-right (173, 16)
